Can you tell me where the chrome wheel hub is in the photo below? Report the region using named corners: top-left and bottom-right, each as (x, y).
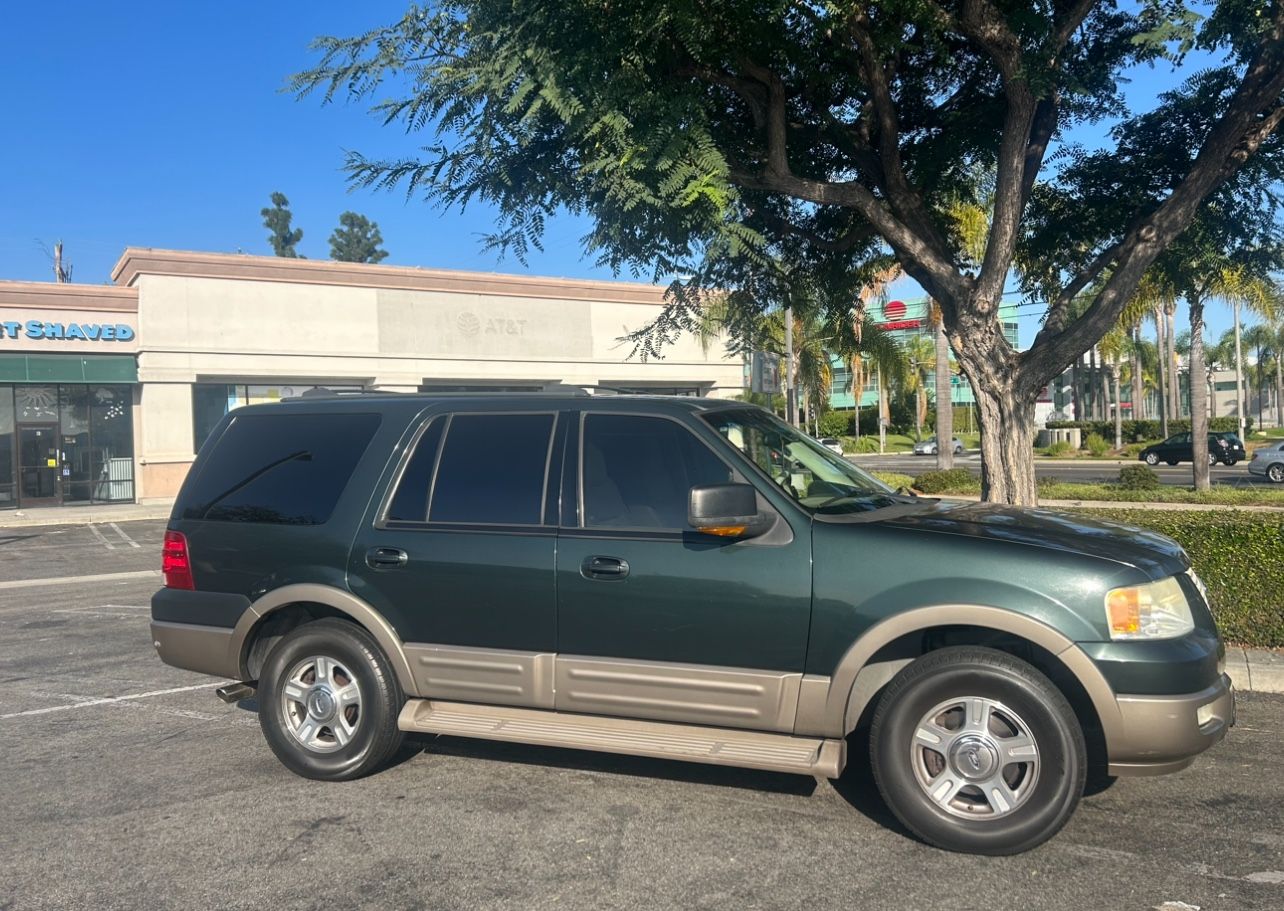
top-left (910, 697), bottom-right (1040, 820)
top-left (281, 655), bottom-right (362, 753)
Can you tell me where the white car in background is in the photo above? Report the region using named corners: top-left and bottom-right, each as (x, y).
top-left (819, 437), bottom-right (845, 455)
top-left (912, 436), bottom-right (965, 456)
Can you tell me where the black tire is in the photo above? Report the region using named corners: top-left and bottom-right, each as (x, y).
top-left (1165, 459), bottom-right (1178, 466)
top-left (1208, 453), bottom-right (1218, 466)
top-left (258, 618), bottom-right (405, 781)
top-left (1144, 452), bottom-right (1159, 466)
top-left (1268, 463), bottom-right (1284, 483)
top-left (869, 646), bottom-right (1086, 855)
top-left (1225, 458), bottom-right (1238, 466)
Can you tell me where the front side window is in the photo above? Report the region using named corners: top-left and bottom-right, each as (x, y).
top-left (428, 413), bottom-right (555, 525)
top-left (703, 408), bottom-right (893, 514)
top-left (581, 414), bottom-right (733, 529)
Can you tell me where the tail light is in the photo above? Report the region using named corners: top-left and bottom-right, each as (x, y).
top-left (162, 530), bottom-right (195, 590)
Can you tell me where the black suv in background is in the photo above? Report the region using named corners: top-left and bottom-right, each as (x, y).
top-left (1139, 431), bottom-right (1246, 466)
top-left (151, 392), bottom-right (1232, 855)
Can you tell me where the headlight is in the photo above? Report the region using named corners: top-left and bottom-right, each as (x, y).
top-left (1104, 577), bottom-right (1194, 640)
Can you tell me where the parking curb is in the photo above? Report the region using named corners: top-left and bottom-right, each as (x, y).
top-left (1229, 648), bottom-right (1284, 694)
top-left (0, 502), bottom-right (174, 528)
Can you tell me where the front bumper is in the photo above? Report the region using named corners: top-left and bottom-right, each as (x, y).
top-left (1247, 459), bottom-right (1266, 476)
top-left (1107, 673), bottom-right (1235, 776)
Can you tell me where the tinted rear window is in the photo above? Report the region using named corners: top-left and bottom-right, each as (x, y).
top-left (429, 413), bottom-right (554, 525)
top-left (180, 413), bottom-right (380, 524)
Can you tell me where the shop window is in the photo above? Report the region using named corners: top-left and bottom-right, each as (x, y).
top-left (90, 386), bottom-right (134, 502)
top-left (193, 383), bottom-right (364, 451)
top-left (0, 388), bottom-right (14, 506)
top-left (428, 413), bottom-right (554, 525)
top-left (15, 385), bottom-right (58, 421)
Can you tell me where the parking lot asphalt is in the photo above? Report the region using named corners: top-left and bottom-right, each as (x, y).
top-left (3, 520), bottom-right (1283, 910)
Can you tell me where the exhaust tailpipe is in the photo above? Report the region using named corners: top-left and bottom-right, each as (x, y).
top-left (215, 682), bottom-right (256, 704)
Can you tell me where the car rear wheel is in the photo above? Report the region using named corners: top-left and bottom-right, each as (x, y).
top-left (1269, 464), bottom-right (1284, 483)
top-left (259, 618), bottom-right (405, 781)
top-left (869, 646), bottom-right (1085, 855)
top-left (1144, 452), bottom-right (1159, 465)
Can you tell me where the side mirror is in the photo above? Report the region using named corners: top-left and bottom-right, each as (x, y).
top-left (688, 483), bottom-right (769, 539)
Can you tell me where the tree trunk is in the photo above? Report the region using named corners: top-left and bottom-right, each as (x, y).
top-left (1167, 307), bottom-right (1181, 419)
top-left (1189, 299), bottom-right (1211, 491)
top-left (1098, 353), bottom-right (1111, 425)
top-left (1112, 362), bottom-right (1122, 450)
top-left (1132, 326), bottom-right (1145, 422)
top-left (934, 316), bottom-right (954, 470)
top-left (1155, 308), bottom-right (1169, 437)
top-left (1268, 356), bottom-right (1278, 428)
top-left (1233, 301), bottom-right (1245, 438)
top-left (973, 383), bottom-right (1039, 506)
top-left (1069, 360), bottom-right (1080, 421)
top-left (1087, 347), bottom-right (1098, 420)
top-left (914, 384), bottom-right (923, 441)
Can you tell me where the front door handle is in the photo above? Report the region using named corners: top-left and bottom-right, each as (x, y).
top-left (581, 555), bottom-right (630, 580)
top-left (366, 546), bottom-right (409, 570)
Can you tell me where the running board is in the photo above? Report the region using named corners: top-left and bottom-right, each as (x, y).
top-left (398, 699), bottom-right (846, 778)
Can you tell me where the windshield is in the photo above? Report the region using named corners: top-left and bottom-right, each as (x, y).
top-left (703, 408), bottom-right (902, 514)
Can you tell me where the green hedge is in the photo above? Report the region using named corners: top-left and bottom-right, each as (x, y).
top-left (1074, 508), bottom-right (1284, 648)
top-left (1046, 417), bottom-right (1250, 440)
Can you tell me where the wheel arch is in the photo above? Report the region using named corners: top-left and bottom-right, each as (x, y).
top-left (229, 583), bottom-right (417, 695)
top-left (796, 606), bottom-right (1122, 750)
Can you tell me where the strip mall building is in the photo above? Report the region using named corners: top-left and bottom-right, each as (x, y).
top-left (0, 249), bottom-right (741, 510)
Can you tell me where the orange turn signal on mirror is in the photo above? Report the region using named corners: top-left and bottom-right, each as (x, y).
top-left (701, 525), bottom-right (748, 537)
top-left (1106, 587), bottom-right (1141, 635)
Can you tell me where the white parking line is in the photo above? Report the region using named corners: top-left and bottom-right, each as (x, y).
top-left (0, 570), bottom-right (160, 590)
top-left (87, 524), bottom-right (115, 551)
top-left (109, 523), bottom-right (142, 548)
top-left (0, 683), bottom-right (219, 719)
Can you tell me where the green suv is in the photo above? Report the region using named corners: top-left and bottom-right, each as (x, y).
top-left (152, 393), bottom-right (1233, 855)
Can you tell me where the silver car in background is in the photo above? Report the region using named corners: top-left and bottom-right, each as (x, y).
top-left (912, 436), bottom-right (965, 455)
top-left (1248, 439), bottom-right (1284, 482)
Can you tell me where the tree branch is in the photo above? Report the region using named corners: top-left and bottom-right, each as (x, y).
top-left (1021, 25), bottom-right (1284, 395)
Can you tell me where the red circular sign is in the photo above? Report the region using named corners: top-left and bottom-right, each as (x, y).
top-left (883, 299), bottom-right (907, 320)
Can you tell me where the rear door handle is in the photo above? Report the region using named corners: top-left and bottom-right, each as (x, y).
top-left (581, 555), bottom-right (630, 580)
top-left (366, 546), bottom-right (409, 570)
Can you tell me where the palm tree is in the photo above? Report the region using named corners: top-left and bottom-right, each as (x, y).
top-left (1221, 271), bottom-right (1280, 438)
top-left (900, 334), bottom-right (937, 442)
top-left (1242, 323), bottom-right (1276, 430)
top-left (1098, 329), bottom-right (1130, 449)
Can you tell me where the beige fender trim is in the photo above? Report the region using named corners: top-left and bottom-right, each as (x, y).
top-left (793, 605), bottom-right (1123, 747)
top-left (228, 584), bottom-right (417, 695)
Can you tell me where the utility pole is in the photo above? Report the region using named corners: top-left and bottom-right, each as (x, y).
top-left (51, 241), bottom-right (72, 282)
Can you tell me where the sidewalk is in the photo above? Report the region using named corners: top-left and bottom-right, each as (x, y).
top-left (0, 500), bottom-right (173, 528)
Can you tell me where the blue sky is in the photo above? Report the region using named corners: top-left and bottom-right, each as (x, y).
top-left (0, 2), bottom-right (1255, 347)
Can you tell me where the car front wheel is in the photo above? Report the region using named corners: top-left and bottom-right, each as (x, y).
top-left (258, 618), bottom-right (405, 781)
top-left (1144, 452), bottom-right (1159, 465)
top-left (869, 646), bottom-right (1085, 855)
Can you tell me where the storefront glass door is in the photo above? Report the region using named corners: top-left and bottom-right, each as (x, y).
top-left (18, 423), bottom-right (60, 506)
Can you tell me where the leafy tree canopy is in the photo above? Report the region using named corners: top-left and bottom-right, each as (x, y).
top-left (329, 211), bottom-right (390, 263)
top-left (293, 0), bottom-right (1284, 503)
top-left (262, 191), bottom-right (304, 258)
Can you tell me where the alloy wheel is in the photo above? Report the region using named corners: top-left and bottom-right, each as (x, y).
top-left (909, 696), bottom-right (1040, 820)
top-left (280, 655), bottom-right (363, 753)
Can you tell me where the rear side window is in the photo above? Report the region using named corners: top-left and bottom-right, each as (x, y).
top-left (427, 413), bottom-right (555, 525)
top-left (180, 413), bottom-right (380, 524)
top-left (386, 418), bottom-right (445, 522)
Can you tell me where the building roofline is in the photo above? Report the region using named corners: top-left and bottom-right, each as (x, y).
top-left (110, 247), bottom-right (674, 306)
top-left (0, 280), bottom-right (139, 312)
